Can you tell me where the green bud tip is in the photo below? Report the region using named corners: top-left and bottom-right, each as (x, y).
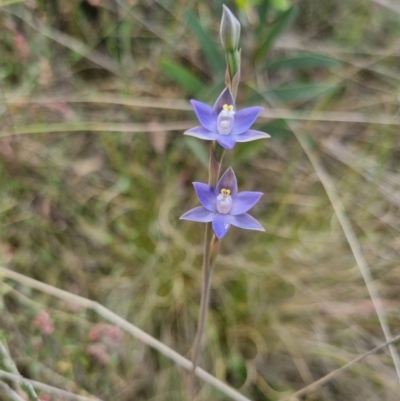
top-left (220, 5), bottom-right (241, 52)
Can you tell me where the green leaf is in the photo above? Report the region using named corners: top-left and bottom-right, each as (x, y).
top-left (0, 0), bottom-right (26, 6)
top-left (236, 0), bottom-right (263, 8)
top-left (254, 6), bottom-right (299, 63)
top-left (270, 0), bottom-right (292, 11)
top-left (184, 137), bottom-right (209, 167)
top-left (226, 354), bottom-right (247, 388)
top-left (160, 58), bottom-right (203, 96)
top-left (184, 11), bottom-right (225, 75)
top-left (255, 83), bottom-right (337, 103)
top-left (261, 119), bottom-right (292, 140)
top-left (264, 54), bottom-right (342, 71)
top-left (233, 140), bottom-right (263, 165)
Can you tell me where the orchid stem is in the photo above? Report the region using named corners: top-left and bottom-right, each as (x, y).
top-left (191, 222), bottom-right (213, 373)
top-left (190, 141), bottom-right (225, 396)
top-left (190, 227), bottom-right (221, 397)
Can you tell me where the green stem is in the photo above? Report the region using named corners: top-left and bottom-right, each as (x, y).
top-left (213, 142), bottom-right (226, 175)
top-left (190, 230), bottom-right (222, 398)
top-left (226, 50), bottom-right (240, 84)
top-left (191, 222), bottom-right (213, 376)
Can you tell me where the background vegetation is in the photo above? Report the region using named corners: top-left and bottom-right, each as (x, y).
top-left (1, 0), bottom-right (400, 400)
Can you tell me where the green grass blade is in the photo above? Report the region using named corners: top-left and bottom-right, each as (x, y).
top-left (263, 54), bottom-right (342, 71)
top-left (255, 83), bottom-right (337, 103)
top-left (0, 0), bottom-right (26, 6)
top-left (184, 137), bottom-right (209, 167)
top-left (233, 140), bottom-right (263, 165)
top-left (160, 57), bottom-right (204, 96)
top-left (254, 6), bottom-right (299, 63)
top-left (184, 10), bottom-right (225, 75)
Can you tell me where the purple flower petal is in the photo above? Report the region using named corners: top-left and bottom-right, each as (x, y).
top-left (230, 191), bottom-right (263, 215)
top-left (184, 126), bottom-right (218, 140)
top-left (231, 107), bottom-right (263, 135)
top-left (216, 167), bottom-right (238, 195)
top-left (234, 129), bottom-right (271, 142)
top-left (180, 206), bottom-right (215, 222)
top-left (212, 213), bottom-right (232, 239)
top-left (231, 213), bottom-right (265, 231)
top-left (217, 135), bottom-right (236, 149)
top-left (190, 100), bottom-right (217, 132)
top-left (213, 87), bottom-right (235, 113)
top-left (193, 182), bottom-right (217, 212)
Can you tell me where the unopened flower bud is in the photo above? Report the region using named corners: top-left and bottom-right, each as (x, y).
top-left (220, 5), bottom-right (240, 52)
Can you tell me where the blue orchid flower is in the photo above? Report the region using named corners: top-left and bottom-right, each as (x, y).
top-left (185, 87), bottom-right (270, 149)
top-left (180, 167), bottom-right (265, 239)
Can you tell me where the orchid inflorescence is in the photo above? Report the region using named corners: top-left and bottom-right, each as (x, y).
top-left (180, 6), bottom-right (270, 240)
top-left (182, 7), bottom-right (270, 394)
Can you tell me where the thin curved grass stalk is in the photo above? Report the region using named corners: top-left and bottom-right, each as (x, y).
top-left (292, 127), bottom-right (400, 381)
top-left (0, 341), bottom-right (38, 400)
top-left (0, 381), bottom-right (25, 401)
top-left (280, 333), bottom-right (400, 400)
top-left (3, 266), bottom-right (400, 400)
top-left (259, 78), bottom-right (400, 379)
top-left (0, 266), bottom-right (253, 401)
top-left (0, 369), bottom-right (101, 401)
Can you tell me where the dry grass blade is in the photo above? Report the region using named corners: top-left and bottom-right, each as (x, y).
top-left (0, 370), bottom-right (101, 401)
top-left (0, 341), bottom-right (38, 400)
top-left (0, 381), bottom-right (25, 401)
top-left (0, 267), bottom-right (253, 401)
top-left (281, 333), bottom-right (400, 400)
top-left (4, 8), bottom-right (123, 77)
top-left (321, 139), bottom-right (400, 207)
top-left (0, 121), bottom-right (194, 137)
top-left (371, 0), bottom-right (400, 14)
top-left (290, 129), bottom-right (400, 381)
top-left (8, 94), bottom-right (400, 125)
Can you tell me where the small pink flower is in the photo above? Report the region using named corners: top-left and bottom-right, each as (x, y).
top-left (87, 343), bottom-right (110, 365)
top-left (88, 323), bottom-right (124, 345)
top-left (87, 323), bottom-right (124, 364)
top-left (105, 325), bottom-right (124, 342)
top-left (33, 310), bottom-right (54, 335)
top-left (88, 326), bottom-right (101, 342)
top-left (13, 33), bottom-right (31, 59)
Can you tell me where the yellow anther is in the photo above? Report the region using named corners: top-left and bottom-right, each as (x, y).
top-left (221, 188), bottom-right (231, 196)
top-left (222, 104), bottom-right (234, 111)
